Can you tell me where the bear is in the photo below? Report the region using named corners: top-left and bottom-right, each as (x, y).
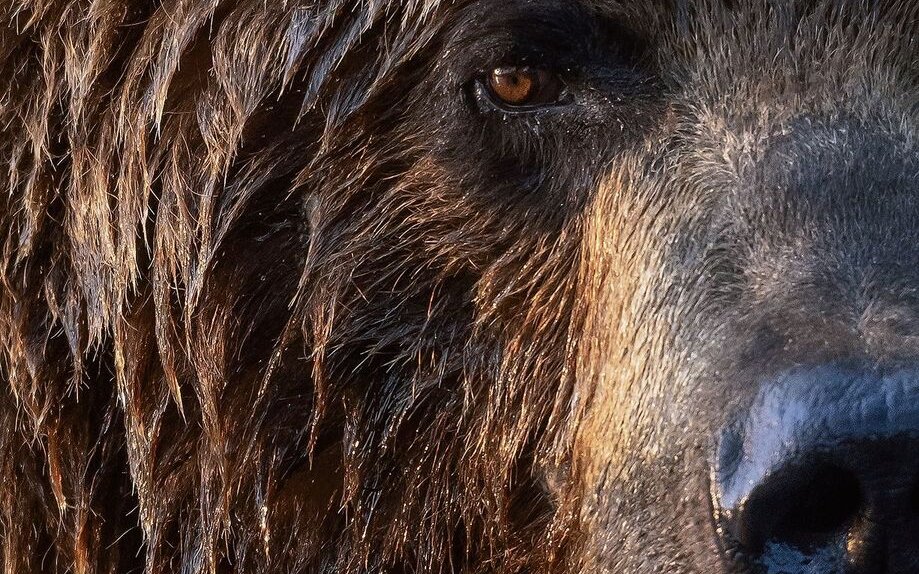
top-left (1, 0), bottom-right (918, 572)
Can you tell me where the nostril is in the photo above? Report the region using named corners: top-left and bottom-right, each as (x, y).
top-left (775, 466), bottom-right (861, 544)
top-left (771, 465), bottom-right (862, 548)
top-left (743, 464), bottom-right (862, 551)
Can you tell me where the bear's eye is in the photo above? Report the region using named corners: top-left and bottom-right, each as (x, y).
top-left (482, 66), bottom-right (567, 110)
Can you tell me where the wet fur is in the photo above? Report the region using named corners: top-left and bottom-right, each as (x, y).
top-left (1, 1), bottom-right (917, 573)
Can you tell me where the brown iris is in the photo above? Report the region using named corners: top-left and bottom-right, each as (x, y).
top-left (486, 66), bottom-right (564, 108)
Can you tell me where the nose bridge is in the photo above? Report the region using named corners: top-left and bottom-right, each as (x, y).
top-left (748, 120), bottom-right (919, 240)
top-left (729, 119), bottom-right (919, 363)
top-left (724, 107), bottom-right (909, 208)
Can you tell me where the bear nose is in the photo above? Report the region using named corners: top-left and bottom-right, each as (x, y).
top-left (713, 366), bottom-right (919, 573)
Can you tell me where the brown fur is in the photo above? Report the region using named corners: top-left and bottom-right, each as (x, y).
top-left (1, 1), bottom-right (917, 573)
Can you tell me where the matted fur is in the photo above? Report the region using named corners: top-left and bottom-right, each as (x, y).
top-left (1, 1), bottom-right (918, 573)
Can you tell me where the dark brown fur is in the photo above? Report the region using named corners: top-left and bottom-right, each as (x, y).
top-left (1, 1), bottom-right (917, 573)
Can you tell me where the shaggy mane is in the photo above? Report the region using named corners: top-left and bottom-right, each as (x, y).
top-left (0, 1), bottom-right (580, 572)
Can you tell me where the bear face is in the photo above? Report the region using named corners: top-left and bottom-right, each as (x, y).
top-left (1, 1), bottom-right (918, 573)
